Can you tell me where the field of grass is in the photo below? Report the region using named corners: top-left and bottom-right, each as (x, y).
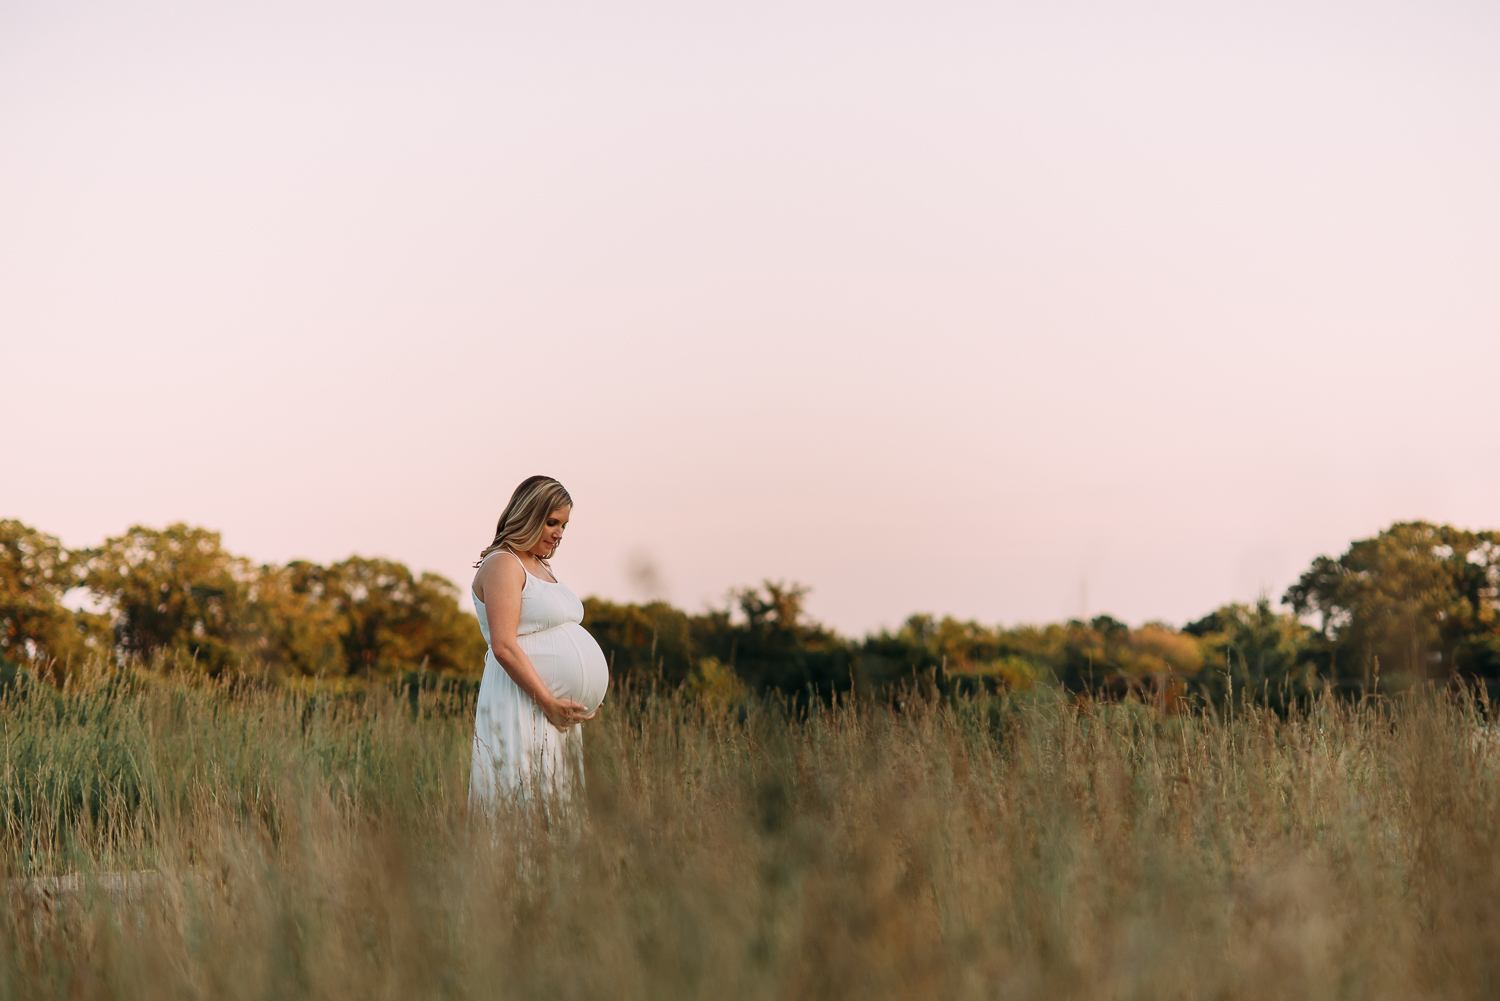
top-left (1, 668), bottom-right (1498, 1000)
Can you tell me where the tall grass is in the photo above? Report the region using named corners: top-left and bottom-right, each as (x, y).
top-left (1, 668), bottom-right (1498, 999)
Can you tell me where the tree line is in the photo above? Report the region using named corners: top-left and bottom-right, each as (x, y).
top-left (3, 518), bottom-right (1498, 702)
top-left (576, 521), bottom-right (1500, 705)
top-left (0, 522), bottom-right (483, 680)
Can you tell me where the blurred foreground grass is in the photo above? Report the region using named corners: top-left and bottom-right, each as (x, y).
top-left (1, 668), bottom-right (1498, 1000)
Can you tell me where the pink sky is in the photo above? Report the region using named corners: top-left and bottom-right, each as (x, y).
top-left (3, 0), bottom-right (1498, 636)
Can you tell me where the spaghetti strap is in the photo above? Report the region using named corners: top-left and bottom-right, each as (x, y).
top-left (478, 548), bottom-right (525, 570)
top-left (483, 546), bottom-right (559, 585)
top-left (475, 551), bottom-right (524, 605)
top-left (467, 534), bottom-right (609, 813)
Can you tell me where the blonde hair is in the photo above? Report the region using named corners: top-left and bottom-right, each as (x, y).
top-left (476, 475), bottom-right (573, 568)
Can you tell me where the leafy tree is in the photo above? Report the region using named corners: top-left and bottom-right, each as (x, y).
top-left (5, 519), bottom-right (500, 681)
top-left (83, 523), bottom-right (250, 674)
top-left (0, 519), bottom-right (104, 669)
top-left (582, 585), bottom-right (858, 696)
top-left (684, 655), bottom-right (749, 705)
top-left (1040, 616), bottom-right (1201, 695)
top-left (34, 513), bottom-right (1500, 706)
top-left (246, 560), bottom-right (348, 676)
top-left (249, 557), bottom-right (483, 679)
top-left (861, 614), bottom-right (1013, 691)
top-left (320, 557), bottom-right (484, 678)
top-left (700, 581), bottom-right (852, 697)
top-left (858, 612), bottom-right (1209, 702)
top-left (1184, 598), bottom-right (1315, 706)
top-left (1283, 522), bottom-right (1500, 689)
top-left (1052, 616), bottom-right (1122, 690)
top-left (1116, 624), bottom-right (1204, 677)
top-left (579, 597), bottom-right (695, 685)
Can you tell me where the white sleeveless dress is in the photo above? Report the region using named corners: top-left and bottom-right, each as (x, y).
top-left (469, 551), bottom-right (611, 811)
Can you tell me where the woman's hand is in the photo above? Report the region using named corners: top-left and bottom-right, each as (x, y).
top-left (539, 694), bottom-right (590, 731)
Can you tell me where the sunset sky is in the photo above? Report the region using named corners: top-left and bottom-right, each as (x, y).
top-left (4, 0), bottom-right (1498, 635)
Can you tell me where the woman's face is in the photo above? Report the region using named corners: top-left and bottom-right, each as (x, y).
top-left (528, 506), bottom-right (571, 558)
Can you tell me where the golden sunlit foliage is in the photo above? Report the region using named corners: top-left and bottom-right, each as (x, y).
top-left (4, 518), bottom-right (1499, 704)
top-left (0, 520), bottom-right (105, 670)
top-left (0, 520), bottom-right (483, 682)
top-left (1286, 520), bottom-right (1500, 689)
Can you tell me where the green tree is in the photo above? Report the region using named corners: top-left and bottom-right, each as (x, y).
top-left (0, 519), bottom-right (104, 669)
top-left (579, 597), bottom-right (695, 685)
top-left (83, 524), bottom-right (251, 674)
top-left (320, 556), bottom-right (484, 678)
top-left (1038, 616), bottom-right (1203, 695)
top-left (1283, 521), bottom-right (1500, 689)
top-left (246, 560), bottom-right (348, 676)
top-left (860, 614), bottom-right (1011, 691)
top-left (701, 581), bottom-right (852, 697)
top-left (1184, 598), bottom-right (1315, 706)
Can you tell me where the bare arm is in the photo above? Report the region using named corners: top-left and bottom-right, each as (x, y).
top-left (474, 553), bottom-right (589, 730)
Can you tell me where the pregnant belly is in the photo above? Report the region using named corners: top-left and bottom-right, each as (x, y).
top-left (518, 622), bottom-right (610, 714)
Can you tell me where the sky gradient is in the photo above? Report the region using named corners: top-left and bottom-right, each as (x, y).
top-left (4, 0), bottom-right (1498, 635)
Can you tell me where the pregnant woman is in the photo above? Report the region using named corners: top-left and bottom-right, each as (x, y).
top-left (469, 475), bottom-right (610, 813)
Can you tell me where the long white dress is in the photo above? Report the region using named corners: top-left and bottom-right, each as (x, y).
top-left (469, 550), bottom-right (611, 813)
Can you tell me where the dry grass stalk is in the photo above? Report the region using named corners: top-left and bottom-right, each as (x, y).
top-left (0, 672), bottom-right (1496, 999)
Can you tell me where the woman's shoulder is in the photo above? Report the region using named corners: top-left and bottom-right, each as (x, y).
top-left (478, 546), bottom-right (526, 568)
top-left (473, 548), bottom-right (526, 600)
